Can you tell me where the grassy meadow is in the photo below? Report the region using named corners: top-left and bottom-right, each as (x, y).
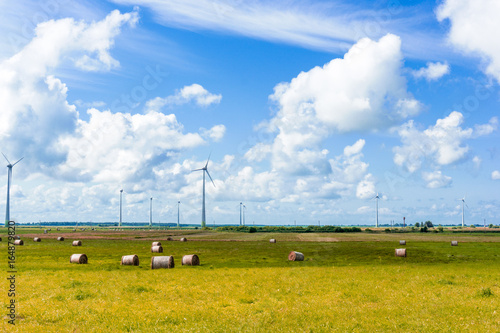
top-left (1, 227), bottom-right (499, 332)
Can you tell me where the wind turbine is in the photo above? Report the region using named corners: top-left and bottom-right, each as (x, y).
top-left (460, 195), bottom-right (468, 227)
top-left (243, 204), bottom-right (246, 226)
top-left (192, 154), bottom-right (215, 227)
top-left (3, 153), bottom-right (23, 227)
top-left (149, 197), bottom-right (153, 227)
top-left (119, 189), bottom-right (123, 227)
top-left (239, 202), bottom-right (243, 226)
top-left (372, 193), bottom-right (380, 228)
top-left (177, 201), bottom-right (180, 228)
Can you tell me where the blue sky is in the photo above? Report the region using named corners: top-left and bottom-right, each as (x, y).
top-left (0, 0), bottom-right (499, 226)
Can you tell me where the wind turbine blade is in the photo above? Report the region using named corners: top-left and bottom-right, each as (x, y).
top-left (12, 157), bottom-right (24, 166)
top-left (191, 168), bottom-right (204, 172)
top-left (206, 170), bottom-right (215, 187)
top-left (1, 152), bottom-right (11, 165)
top-left (204, 152), bottom-right (212, 168)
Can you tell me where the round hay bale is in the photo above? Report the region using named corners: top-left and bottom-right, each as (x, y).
top-left (34, 237), bottom-right (41, 242)
top-left (57, 228), bottom-right (60, 231)
top-left (121, 254), bottom-right (139, 266)
top-left (0, 237), bottom-right (2, 241)
top-left (269, 239), bottom-right (277, 243)
top-left (15, 235), bottom-right (21, 239)
top-left (70, 254), bottom-right (88, 264)
top-left (395, 248), bottom-right (407, 257)
top-left (73, 229), bottom-right (76, 232)
top-left (399, 240), bottom-right (406, 245)
top-left (151, 245), bottom-right (163, 253)
top-left (151, 256), bottom-right (174, 269)
top-left (48, 229), bottom-right (51, 231)
top-left (166, 237), bottom-right (173, 241)
top-left (72, 240), bottom-right (82, 246)
top-left (182, 254), bottom-right (200, 266)
top-left (451, 240), bottom-right (458, 246)
top-left (180, 237), bottom-right (187, 242)
top-left (288, 251), bottom-right (304, 261)
top-left (44, 229), bottom-right (48, 234)
top-left (14, 240), bottom-right (24, 246)
top-left (152, 241), bottom-right (162, 247)
top-left (57, 237), bottom-right (64, 241)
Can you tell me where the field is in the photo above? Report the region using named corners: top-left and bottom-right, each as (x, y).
top-left (1, 227), bottom-right (499, 332)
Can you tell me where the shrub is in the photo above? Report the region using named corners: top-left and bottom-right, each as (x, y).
top-left (384, 228), bottom-right (391, 233)
top-left (365, 228), bottom-right (373, 233)
top-left (479, 288), bottom-right (493, 297)
top-left (437, 226), bottom-right (444, 232)
top-left (470, 224), bottom-right (476, 228)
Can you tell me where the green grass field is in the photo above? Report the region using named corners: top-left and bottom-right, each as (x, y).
top-left (1, 228), bottom-right (499, 332)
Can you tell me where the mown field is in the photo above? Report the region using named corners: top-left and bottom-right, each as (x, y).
top-left (1, 227), bottom-right (499, 332)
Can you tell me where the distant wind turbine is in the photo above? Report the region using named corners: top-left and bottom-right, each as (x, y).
top-left (177, 201), bottom-right (180, 228)
top-left (239, 202), bottom-right (243, 226)
top-left (149, 197), bottom-right (153, 227)
top-left (372, 193), bottom-right (380, 228)
top-left (3, 153), bottom-right (23, 227)
top-left (192, 154), bottom-right (215, 228)
top-left (460, 195), bottom-right (468, 227)
top-left (243, 204), bottom-right (246, 226)
top-left (119, 189), bottom-right (123, 227)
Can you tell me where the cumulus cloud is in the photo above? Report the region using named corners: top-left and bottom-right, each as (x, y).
top-left (412, 62), bottom-right (450, 81)
top-left (145, 83), bottom-right (222, 111)
top-left (255, 34), bottom-right (420, 175)
top-left (356, 174), bottom-right (376, 199)
top-left (437, 0), bottom-right (500, 82)
top-left (492, 170), bottom-right (500, 180)
top-left (56, 109), bottom-right (207, 182)
top-left (0, 10), bottom-right (138, 170)
top-left (393, 111), bottom-right (498, 172)
top-left (201, 124), bottom-right (226, 142)
top-left (422, 170), bottom-right (452, 188)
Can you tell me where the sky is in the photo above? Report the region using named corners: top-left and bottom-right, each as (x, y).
top-left (0, 0), bottom-right (499, 226)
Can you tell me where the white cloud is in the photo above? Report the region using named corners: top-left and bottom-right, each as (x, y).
top-left (201, 124), bottom-right (226, 142)
top-left (344, 139), bottom-right (365, 156)
top-left (0, 10), bottom-right (138, 170)
top-left (393, 111), bottom-right (498, 172)
top-left (356, 174), bottom-right (376, 199)
top-left (472, 156), bottom-right (481, 168)
top-left (56, 109), bottom-right (207, 182)
top-left (422, 170), bottom-right (452, 189)
top-left (256, 34), bottom-right (419, 175)
top-left (437, 0), bottom-right (500, 82)
top-left (145, 83), bottom-right (222, 111)
top-left (492, 170), bottom-right (500, 180)
top-left (412, 62), bottom-right (450, 81)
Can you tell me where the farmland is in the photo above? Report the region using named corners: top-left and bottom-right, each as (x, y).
top-left (1, 227), bottom-right (499, 332)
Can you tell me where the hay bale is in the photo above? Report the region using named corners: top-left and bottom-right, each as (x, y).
top-left (57, 237), bottom-right (64, 241)
top-left (288, 251), bottom-right (304, 261)
top-left (151, 256), bottom-right (174, 269)
top-left (14, 240), bottom-right (23, 245)
top-left (166, 237), bottom-right (173, 241)
top-left (70, 254), bottom-right (88, 264)
top-left (57, 228), bottom-right (60, 231)
top-left (399, 240), bottom-right (406, 245)
top-left (48, 229), bottom-right (51, 231)
top-left (44, 229), bottom-right (48, 234)
top-left (151, 245), bottom-right (163, 253)
top-left (152, 241), bottom-right (162, 247)
top-left (0, 237), bottom-right (2, 241)
top-left (269, 239), bottom-right (277, 243)
top-left (182, 254), bottom-right (200, 266)
top-left (395, 248), bottom-right (407, 257)
top-left (15, 235), bottom-right (20, 239)
top-left (73, 229), bottom-right (76, 231)
top-left (72, 240), bottom-right (82, 246)
top-left (121, 254), bottom-right (139, 266)
top-left (451, 241), bottom-right (458, 246)
top-left (33, 237), bottom-right (41, 242)
top-left (180, 237), bottom-right (187, 242)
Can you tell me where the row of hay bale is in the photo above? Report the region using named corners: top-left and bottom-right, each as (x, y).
top-left (69, 253), bottom-right (200, 269)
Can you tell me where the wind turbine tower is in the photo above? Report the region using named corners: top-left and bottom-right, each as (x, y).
top-left (193, 155), bottom-right (215, 228)
top-left (149, 197), bottom-right (153, 227)
top-left (177, 201), bottom-right (180, 228)
top-left (373, 193), bottom-right (380, 228)
top-left (119, 189), bottom-right (123, 227)
top-left (461, 195), bottom-right (467, 227)
top-left (243, 204), bottom-right (246, 226)
top-left (239, 202), bottom-right (243, 226)
top-left (2, 153), bottom-right (23, 227)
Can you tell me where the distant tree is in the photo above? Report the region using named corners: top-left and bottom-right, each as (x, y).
top-left (437, 226), bottom-right (444, 232)
top-left (424, 221), bottom-right (434, 228)
top-left (415, 222), bottom-right (420, 228)
top-left (470, 224), bottom-right (476, 228)
top-left (489, 224), bottom-right (494, 228)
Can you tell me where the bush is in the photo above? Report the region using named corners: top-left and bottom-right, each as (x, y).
top-left (384, 228), bottom-right (391, 233)
top-left (437, 226), bottom-right (444, 232)
top-left (365, 228), bottom-right (373, 233)
top-left (248, 227), bottom-right (257, 233)
top-left (415, 222), bottom-right (420, 228)
top-left (470, 224), bottom-right (476, 228)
